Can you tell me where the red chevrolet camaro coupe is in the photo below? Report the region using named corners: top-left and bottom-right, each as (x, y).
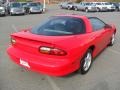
top-left (7, 15), bottom-right (116, 76)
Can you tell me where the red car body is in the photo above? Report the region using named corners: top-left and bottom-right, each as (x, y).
top-left (7, 15), bottom-right (116, 76)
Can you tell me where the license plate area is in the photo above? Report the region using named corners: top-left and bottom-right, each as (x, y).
top-left (20, 58), bottom-right (30, 68)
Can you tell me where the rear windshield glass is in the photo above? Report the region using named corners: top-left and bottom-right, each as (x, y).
top-left (11, 3), bottom-right (21, 7)
top-left (30, 3), bottom-right (41, 6)
top-left (31, 16), bottom-right (86, 36)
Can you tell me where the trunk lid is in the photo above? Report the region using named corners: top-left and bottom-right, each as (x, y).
top-left (11, 31), bottom-right (76, 55)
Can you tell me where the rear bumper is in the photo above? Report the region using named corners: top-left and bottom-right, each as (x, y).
top-left (11, 11), bottom-right (24, 15)
top-left (88, 8), bottom-right (97, 11)
top-left (0, 12), bottom-right (5, 15)
top-left (107, 8), bottom-right (116, 11)
top-left (30, 9), bottom-right (43, 13)
top-left (7, 46), bottom-right (79, 76)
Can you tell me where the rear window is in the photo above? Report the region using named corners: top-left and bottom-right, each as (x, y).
top-left (31, 16), bottom-right (86, 36)
top-left (11, 3), bottom-right (21, 7)
top-left (30, 3), bottom-right (40, 6)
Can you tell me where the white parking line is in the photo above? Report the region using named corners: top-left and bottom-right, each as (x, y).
top-left (108, 49), bottom-right (120, 55)
top-left (46, 76), bottom-right (61, 90)
top-left (11, 24), bottom-right (60, 90)
top-left (11, 24), bottom-right (18, 32)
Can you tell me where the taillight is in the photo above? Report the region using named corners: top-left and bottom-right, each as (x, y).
top-left (39, 46), bottom-right (67, 56)
top-left (11, 37), bottom-right (16, 44)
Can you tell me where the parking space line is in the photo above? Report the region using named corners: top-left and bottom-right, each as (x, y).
top-left (46, 76), bottom-right (61, 90)
top-left (11, 24), bottom-right (60, 90)
top-left (11, 24), bottom-right (18, 32)
top-left (108, 49), bottom-right (120, 55)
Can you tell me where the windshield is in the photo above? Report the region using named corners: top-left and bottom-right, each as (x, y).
top-left (31, 16), bottom-right (86, 36)
top-left (11, 3), bottom-right (21, 8)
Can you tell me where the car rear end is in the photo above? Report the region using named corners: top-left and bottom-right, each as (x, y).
top-left (30, 7), bottom-right (43, 13)
top-left (94, 2), bottom-right (108, 11)
top-left (7, 16), bottom-right (87, 76)
top-left (85, 3), bottom-right (97, 12)
top-left (7, 30), bottom-right (82, 76)
top-left (0, 6), bottom-right (5, 16)
top-left (104, 2), bottom-right (116, 11)
top-left (10, 2), bottom-right (25, 15)
top-left (11, 8), bottom-right (25, 15)
top-left (29, 2), bottom-right (43, 13)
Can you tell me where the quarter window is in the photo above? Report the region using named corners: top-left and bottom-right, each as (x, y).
top-left (89, 18), bottom-right (106, 31)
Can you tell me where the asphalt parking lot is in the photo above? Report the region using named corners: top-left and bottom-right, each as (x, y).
top-left (0, 4), bottom-right (120, 90)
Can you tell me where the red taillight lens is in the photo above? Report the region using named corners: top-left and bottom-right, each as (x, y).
top-left (11, 38), bottom-right (16, 44)
top-left (40, 46), bottom-right (67, 56)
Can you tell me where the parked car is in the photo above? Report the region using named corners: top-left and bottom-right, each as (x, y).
top-left (7, 14), bottom-right (116, 76)
top-left (7, 2), bottom-right (25, 15)
top-left (93, 2), bottom-right (115, 12)
top-left (103, 2), bottom-right (116, 11)
top-left (112, 2), bottom-right (120, 11)
top-left (73, 2), bottom-right (97, 12)
top-left (59, 2), bottom-right (74, 10)
top-left (27, 2), bottom-right (43, 14)
top-left (0, 4), bottom-right (6, 16)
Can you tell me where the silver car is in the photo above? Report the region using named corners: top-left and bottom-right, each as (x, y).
top-left (8, 2), bottom-right (25, 15)
top-left (92, 2), bottom-right (115, 12)
top-left (59, 2), bottom-right (74, 10)
top-left (73, 2), bottom-right (97, 12)
top-left (0, 5), bottom-right (6, 16)
top-left (27, 2), bottom-right (43, 14)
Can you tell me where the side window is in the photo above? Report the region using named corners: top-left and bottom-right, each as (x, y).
top-left (89, 18), bottom-right (106, 31)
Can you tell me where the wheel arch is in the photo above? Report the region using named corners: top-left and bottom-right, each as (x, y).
top-left (87, 45), bottom-right (95, 57)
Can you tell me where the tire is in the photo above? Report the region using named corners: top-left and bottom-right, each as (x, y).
top-left (29, 10), bottom-right (31, 14)
top-left (80, 49), bottom-right (93, 74)
top-left (60, 5), bottom-right (63, 9)
top-left (68, 6), bottom-right (71, 10)
top-left (22, 13), bottom-right (25, 15)
top-left (85, 8), bottom-right (89, 12)
top-left (10, 12), bottom-right (12, 16)
top-left (109, 33), bottom-right (115, 46)
top-left (74, 7), bottom-right (78, 11)
top-left (96, 8), bottom-right (100, 12)
top-left (116, 8), bottom-right (119, 11)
